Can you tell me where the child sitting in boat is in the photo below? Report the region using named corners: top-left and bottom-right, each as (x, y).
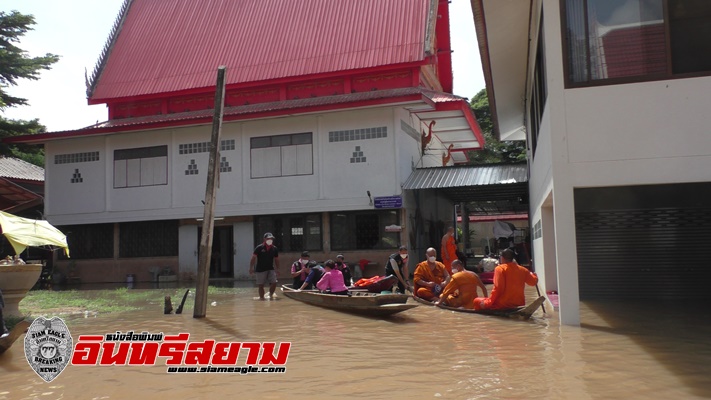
top-left (316, 260), bottom-right (349, 295)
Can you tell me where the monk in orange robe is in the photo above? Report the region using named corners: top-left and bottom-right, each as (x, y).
top-left (436, 260), bottom-right (488, 309)
top-left (413, 247), bottom-right (451, 301)
top-left (473, 249), bottom-right (538, 310)
top-left (440, 226), bottom-right (457, 275)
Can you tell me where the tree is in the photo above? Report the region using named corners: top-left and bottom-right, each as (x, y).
top-left (0, 11), bottom-right (59, 166)
top-left (467, 88), bottom-right (526, 164)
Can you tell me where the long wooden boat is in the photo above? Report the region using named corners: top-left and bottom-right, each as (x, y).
top-left (0, 319), bottom-right (30, 355)
top-left (437, 295), bottom-right (547, 320)
top-left (281, 285), bottom-right (417, 317)
top-left (411, 294), bottom-right (437, 306)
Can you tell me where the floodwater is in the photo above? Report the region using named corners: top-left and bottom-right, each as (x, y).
top-left (1, 286), bottom-right (710, 400)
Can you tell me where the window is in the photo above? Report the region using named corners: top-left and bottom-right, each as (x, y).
top-left (59, 224), bottom-right (114, 259)
top-left (119, 220), bottom-right (178, 258)
top-left (114, 146), bottom-right (168, 188)
top-left (254, 213), bottom-right (322, 252)
top-left (530, 13), bottom-right (547, 158)
top-left (330, 210), bottom-right (399, 251)
top-left (178, 140), bottom-right (236, 154)
top-left (250, 133), bottom-right (313, 178)
top-left (55, 152), bottom-right (100, 164)
top-left (563, 0), bottom-right (711, 86)
top-left (328, 126), bottom-right (387, 142)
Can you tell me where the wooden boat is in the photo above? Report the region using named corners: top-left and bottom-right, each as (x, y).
top-left (281, 285), bottom-right (417, 317)
top-left (0, 319), bottom-right (30, 355)
top-left (411, 294), bottom-right (437, 306)
top-left (350, 275), bottom-right (398, 293)
top-left (437, 296), bottom-right (547, 320)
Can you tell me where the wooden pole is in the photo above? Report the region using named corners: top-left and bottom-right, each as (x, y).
top-left (194, 66), bottom-right (227, 318)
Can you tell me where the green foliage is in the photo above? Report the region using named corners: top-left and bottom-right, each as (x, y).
top-left (0, 117), bottom-right (45, 166)
top-left (0, 11), bottom-right (58, 165)
top-left (467, 89), bottom-right (527, 164)
top-left (0, 11), bottom-right (59, 109)
top-left (19, 286), bottom-right (242, 317)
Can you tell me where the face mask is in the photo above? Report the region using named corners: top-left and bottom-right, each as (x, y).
top-left (400, 253), bottom-right (408, 259)
top-left (428, 256), bottom-right (436, 263)
top-left (266, 240), bottom-right (273, 246)
top-left (301, 259), bottom-right (308, 265)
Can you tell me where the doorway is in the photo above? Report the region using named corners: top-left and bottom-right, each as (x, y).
top-left (197, 225), bottom-right (234, 278)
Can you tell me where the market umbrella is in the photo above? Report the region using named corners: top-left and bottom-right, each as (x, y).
top-left (0, 211), bottom-right (69, 257)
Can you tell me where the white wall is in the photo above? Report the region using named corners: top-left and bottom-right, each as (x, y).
top-left (396, 108), bottom-right (422, 187)
top-left (178, 224), bottom-right (198, 276)
top-left (319, 108), bottom-right (400, 201)
top-left (233, 221), bottom-right (253, 279)
top-left (564, 78), bottom-right (711, 188)
top-left (45, 137), bottom-right (107, 216)
top-left (44, 106), bottom-right (419, 224)
top-left (171, 123), bottom-right (243, 209)
top-left (107, 130), bottom-right (173, 212)
top-left (528, 106), bottom-right (553, 211)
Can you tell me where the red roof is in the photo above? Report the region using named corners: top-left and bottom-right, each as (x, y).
top-left (89, 0), bottom-right (436, 103)
top-left (10, 88), bottom-right (483, 146)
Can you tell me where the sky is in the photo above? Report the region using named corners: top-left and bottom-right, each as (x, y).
top-left (2, 0), bottom-right (485, 132)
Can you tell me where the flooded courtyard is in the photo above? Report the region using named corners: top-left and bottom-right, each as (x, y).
top-left (1, 285), bottom-right (710, 399)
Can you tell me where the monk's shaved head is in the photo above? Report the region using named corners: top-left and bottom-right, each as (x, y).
top-left (426, 247), bottom-right (436, 256)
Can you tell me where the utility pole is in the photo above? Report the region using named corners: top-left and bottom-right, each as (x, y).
top-left (194, 66), bottom-right (226, 318)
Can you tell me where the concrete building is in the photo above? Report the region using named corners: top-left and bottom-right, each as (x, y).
top-left (9, 0), bottom-right (484, 283)
top-left (471, 0), bottom-right (711, 324)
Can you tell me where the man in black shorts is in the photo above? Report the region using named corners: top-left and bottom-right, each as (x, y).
top-left (249, 232), bottom-right (280, 300)
top-left (386, 245), bottom-right (411, 293)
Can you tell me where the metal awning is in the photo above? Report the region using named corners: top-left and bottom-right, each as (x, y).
top-left (404, 92), bottom-right (485, 164)
top-left (0, 178), bottom-right (43, 214)
top-left (402, 163), bottom-right (529, 214)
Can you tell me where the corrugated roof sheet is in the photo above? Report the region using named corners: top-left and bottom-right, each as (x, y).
top-left (0, 157), bottom-right (44, 182)
top-left (13, 88), bottom-right (472, 144)
top-left (403, 164), bottom-right (528, 190)
top-left (90, 0), bottom-right (431, 102)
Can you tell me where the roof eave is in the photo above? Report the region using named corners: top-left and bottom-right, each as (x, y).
top-left (470, 0), bottom-right (531, 142)
top-left (6, 92), bottom-right (431, 145)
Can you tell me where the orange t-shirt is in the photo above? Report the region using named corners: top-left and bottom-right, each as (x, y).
top-left (487, 262), bottom-right (538, 309)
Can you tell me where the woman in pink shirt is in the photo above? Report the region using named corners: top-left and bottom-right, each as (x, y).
top-left (316, 260), bottom-right (349, 295)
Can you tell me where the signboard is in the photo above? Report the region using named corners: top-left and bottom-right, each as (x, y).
top-left (384, 224), bottom-right (402, 232)
top-left (374, 196), bottom-right (402, 209)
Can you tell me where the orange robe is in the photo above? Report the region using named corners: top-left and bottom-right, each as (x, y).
top-left (413, 261), bottom-right (448, 301)
top-left (440, 271), bottom-right (483, 309)
top-left (474, 262), bottom-right (538, 310)
top-left (441, 235), bottom-right (457, 275)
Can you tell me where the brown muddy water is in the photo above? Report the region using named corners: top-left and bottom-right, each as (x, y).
top-left (1, 285), bottom-right (710, 400)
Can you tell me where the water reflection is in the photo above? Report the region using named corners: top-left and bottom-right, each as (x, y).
top-left (1, 287), bottom-right (710, 399)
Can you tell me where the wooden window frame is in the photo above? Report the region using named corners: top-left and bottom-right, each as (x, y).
top-left (560, 0), bottom-right (711, 89)
top-left (249, 132), bottom-right (314, 179)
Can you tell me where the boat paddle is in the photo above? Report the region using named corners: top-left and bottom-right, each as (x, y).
top-left (536, 284), bottom-right (546, 314)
